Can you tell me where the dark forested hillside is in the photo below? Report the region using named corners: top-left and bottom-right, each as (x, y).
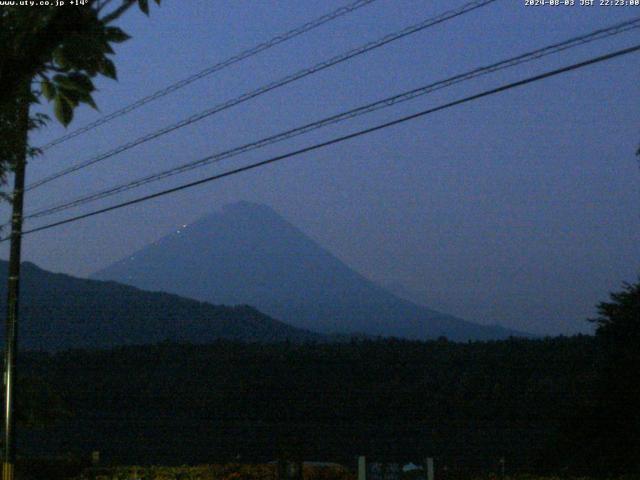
top-left (18, 336), bottom-right (597, 472)
top-left (0, 261), bottom-right (323, 349)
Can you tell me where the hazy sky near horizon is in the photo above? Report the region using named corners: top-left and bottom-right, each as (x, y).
top-left (1, 0), bottom-right (639, 335)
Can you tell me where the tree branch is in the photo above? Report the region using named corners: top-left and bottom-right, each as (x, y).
top-left (101, 0), bottom-right (137, 24)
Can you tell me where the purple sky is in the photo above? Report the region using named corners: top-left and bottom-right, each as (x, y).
top-left (2, 0), bottom-right (639, 335)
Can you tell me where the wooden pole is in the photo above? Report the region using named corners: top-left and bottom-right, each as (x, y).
top-left (2, 83), bottom-right (29, 480)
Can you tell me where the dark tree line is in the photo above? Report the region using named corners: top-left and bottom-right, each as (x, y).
top-left (16, 335), bottom-right (597, 473)
top-left (551, 279), bottom-right (640, 476)
top-left (11, 279), bottom-right (638, 477)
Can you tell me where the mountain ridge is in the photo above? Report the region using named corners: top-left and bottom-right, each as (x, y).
top-left (93, 201), bottom-right (529, 341)
top-left (0, 260), bottom-right (324, 350)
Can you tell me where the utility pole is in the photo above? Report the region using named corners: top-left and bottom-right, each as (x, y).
top-left (425, 457), bottom-right (434, 480)
top-left (358, 456), bottom-right (366, 480)
top-left (2, 84), bottom-right (30, 480)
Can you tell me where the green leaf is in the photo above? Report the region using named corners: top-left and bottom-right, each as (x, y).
top-left (53, 74), bottom-right (94, 95)
top-left (28, 90), bottom-right (41, 105)
top-left (76, 90), bottom-right (98, 110)
top-left (33, 113), bottom-right (50, 129)
top-left (85, 62), bottom-right (100, 77)
top-left (104, 26), bottom-right (131, 43)
top-left (41, 79), bottom-right (56, 101)
top-left (56, 34), bottom-right (105, 74)
top-left (52, 48), bottom-right (69, 69)
top-left (138, 0), bottom-right (149, 15)
top-left (85, 96), bottom-right (98, 110)
top-left (99, 58), bottom-right (117, 80)
top-left (54, 95), bottom-right (73, 126)
top-left (61, 73), bottom-right (95, 92)
top-left (72, 73), bottom-right (95, 92)
top-left (58, 89), bottom-right (80, 108)
top-left (101, 40), bottom-right (115, 54)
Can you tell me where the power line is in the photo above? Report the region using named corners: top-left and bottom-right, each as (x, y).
top-left (22, 17), bottom-right (640, 221)
top-left (26, 0), bottom-right (498, 191)
top-left (37, 0), bottom-right (379, 151)
top-left (6, 43), bottom-right (638, 242)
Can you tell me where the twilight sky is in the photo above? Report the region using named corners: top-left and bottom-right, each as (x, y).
top-left (2, 0), bottom-right (639, 335)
